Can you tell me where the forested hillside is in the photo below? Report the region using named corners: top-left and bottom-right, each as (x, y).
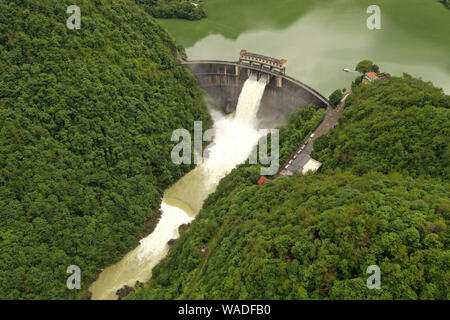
top-left (313, 74), bottom-right (450, 179)
top-left (276, 104), bottom-right (325, 166)
top-left (0, 0), bottom-right (211, 299)
top-left (128, 75), bottom-right (449, 300)
top-left (137, 0), bottom-right (207, 20)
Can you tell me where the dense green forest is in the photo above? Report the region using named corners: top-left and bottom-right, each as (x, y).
top-left (0, 0), bottom-right (211, 299)
top-left (329, 89), bottom-right (344, 106)
top-left (276, 105), bottom-right (325, 166)
top-left (313, 74), bottom-right (450, 179)
top-left (440, 0), bottom-right (450, 9)
top-left (137, 0), bottom-right (207, 20)
top-left (128, 74), bottom-right (449, 300)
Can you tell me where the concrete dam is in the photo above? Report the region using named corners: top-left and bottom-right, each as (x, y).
top-left (182, 51), bottom-right (331, 127)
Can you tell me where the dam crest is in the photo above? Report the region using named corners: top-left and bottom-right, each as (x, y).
top-left (181, 51), bottom-right (331, 127)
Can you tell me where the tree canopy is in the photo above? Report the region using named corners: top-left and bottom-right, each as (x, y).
top-left (329, 89), bottom-right (344, 106)
top-left (137, 0), bottom-right (207, 20)
top-left (440, 0), bottom-right (450, 9)
top-left (0, 0), bottom-right (211, 299)
top-left (314, 74), bottom-right (450, 179)
top-left (127, 74), bottom-right (449, 300)
top-left (355, 60), bottom-right (380, 74)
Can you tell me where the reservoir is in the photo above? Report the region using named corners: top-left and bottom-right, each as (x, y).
top-left (160, 0), bottom-right (450, 95)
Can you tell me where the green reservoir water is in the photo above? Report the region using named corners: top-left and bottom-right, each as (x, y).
top-left (160, 0), bottom-right (450, 95)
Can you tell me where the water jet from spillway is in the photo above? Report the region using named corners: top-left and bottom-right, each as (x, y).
top-left (89, 73), bottom-right (267, 300)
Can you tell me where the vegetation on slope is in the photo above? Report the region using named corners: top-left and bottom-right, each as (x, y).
top-left (313, 74), bottom-right (450, 179)
top-left (329, 89), bottom-right (344, 107)
top-left (277, 105), bottom-right (325, 166)
top-left (127, 74), bottom-right (449, 300)
top-left (0, 0), bottom-right (211, 299)
top-left (440, 0), bottom-right (450, 9)
top-left (137, 0), bottom-right (207, 20)
top-left (130, 170), bottom-right (449, 299)
top-left (355, 60), bottom-right (380, 74)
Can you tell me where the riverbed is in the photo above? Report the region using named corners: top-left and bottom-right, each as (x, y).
top-left (89, 75), bottom-right (268, 299)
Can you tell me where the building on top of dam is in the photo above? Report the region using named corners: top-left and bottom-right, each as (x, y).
top-left (239, 50), bottom-right (287, 74)
top-left (181, 54), bottom-right (331, 123)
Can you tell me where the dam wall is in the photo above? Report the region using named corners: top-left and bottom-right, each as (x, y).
top-left (182, 60), bottom-right (331, 127)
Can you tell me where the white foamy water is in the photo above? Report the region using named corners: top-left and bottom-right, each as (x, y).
top-left (89, 73), bottom-right (267, 300)
top-left (202, 74), bottom-right (267, 185)
top-left (136, 202), bottom-right (193, 262)
top-left (88, 200), bottom-right (193, 300)
top-left (235, 74), bottom-right (267, 127)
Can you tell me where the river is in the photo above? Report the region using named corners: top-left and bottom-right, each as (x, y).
top-left (89, 75), bottom-right (268, 299)
top-left (89, 0), bottom-right (449, 299)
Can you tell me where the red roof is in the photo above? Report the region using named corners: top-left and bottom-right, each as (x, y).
top-left (257, 176), bottom-right (268, 185)
top-left (365, 72), bottom-right (379, 79)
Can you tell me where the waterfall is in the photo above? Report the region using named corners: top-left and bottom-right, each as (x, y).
top-left (202, 73), bottom-right (267, 184)
top-left (89, 72), bottom-right (267, 300)
top-left (235, 73), bottom-right (267, 128)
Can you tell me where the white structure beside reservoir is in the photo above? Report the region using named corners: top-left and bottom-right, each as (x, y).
top-left (302, 157), bottom-right (322, 174)
top-left (283, 154), bottom-right (322, 177)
